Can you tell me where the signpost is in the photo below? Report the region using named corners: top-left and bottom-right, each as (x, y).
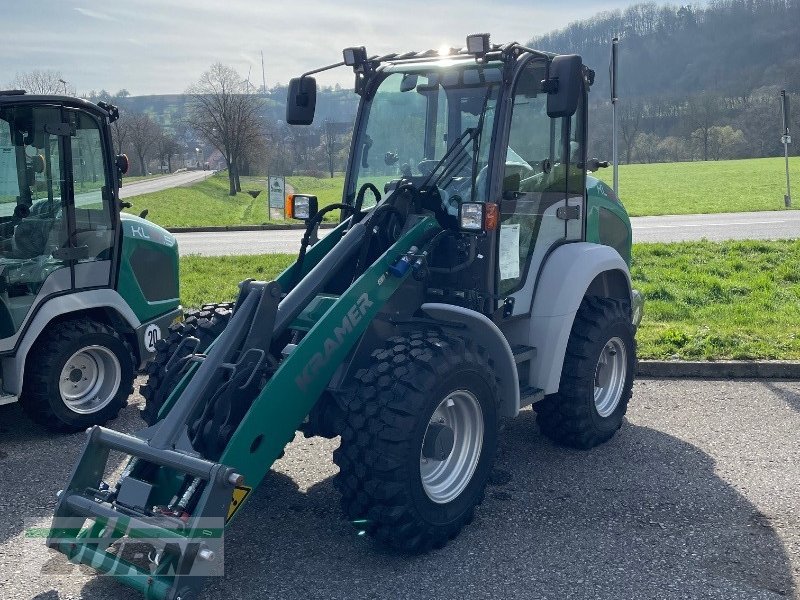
top-left (781, 90), bottom-right (791, 208)
top-left (268, 175), bottom-right (285, 220)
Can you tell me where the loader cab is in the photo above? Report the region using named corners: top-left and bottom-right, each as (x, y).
top-left (0, 94), bottom-right (119, 344)
top-left (340, 48), bottom-right (590, 319)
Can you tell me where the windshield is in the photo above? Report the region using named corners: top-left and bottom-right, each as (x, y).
top-left (347, 63), bottom-right (502, 207)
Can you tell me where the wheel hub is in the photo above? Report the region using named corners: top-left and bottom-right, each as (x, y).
top-left (420, 390), bottom-right (483, 504)
top-left (421, 422), bottom-right (455, 461)
top-left (593, 337), bottom-right (627, 418)
top-left (59, 345), bottom-right (122, 415)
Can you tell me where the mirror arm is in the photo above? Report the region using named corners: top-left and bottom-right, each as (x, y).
top-left (299, 61), bottom-right (345, 81)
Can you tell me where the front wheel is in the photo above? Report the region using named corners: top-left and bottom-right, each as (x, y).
top-left (21, 319), bottom-right (135, 432)
top-left (334, 332), bottom-right (499, 552)
top-left (536, 296), bottom-right (636, 449)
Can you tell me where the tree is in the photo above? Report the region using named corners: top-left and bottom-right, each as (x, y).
top-left (186, 64), bottom-right (265, 195)
top-left (111, 117), bottom-right (131, 156)
top-left (127, 113), bottom-right (161, 176)
top-left (321, 120), bottom-right (339, 178)
top-left (687, 93), bottom-right (722, 161)
top-left (619, 100), bottom-right (643, 164)
top-left (156, 133), bottom-right (182, 173)
top-left (10, 70), bottom-right (71, 95)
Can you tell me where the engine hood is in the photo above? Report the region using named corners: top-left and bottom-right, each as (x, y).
top-left (120, 213), bottom-right (177, 250)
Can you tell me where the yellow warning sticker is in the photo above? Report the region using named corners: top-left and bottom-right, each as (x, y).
top-left (226, 485), bottom-right (252, 523)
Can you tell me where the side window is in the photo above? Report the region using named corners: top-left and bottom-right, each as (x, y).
top-left (498, 59), bottom-right (569, 297)
top-left (0, 106), bottom-right (72, 335)
top-left (70, 111), bottom-right (114, 263)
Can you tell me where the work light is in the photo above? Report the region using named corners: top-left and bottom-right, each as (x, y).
top-left (343, 46), bottom-right (368, 67)
top-left (466, 33), bottom-right (491, 57)
top-left (287, 194), bottom-right (318, 221)
top-left (459, 202), bottom-right (485, 231)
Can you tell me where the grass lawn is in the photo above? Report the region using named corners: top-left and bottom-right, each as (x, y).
top-left (127, 157), bottom-right (799, 227)
top-left (596, 156), bottom-right (799, 216)
top-left (124, 174), bottom-right (270, 227)
top-left (178, 240), bottom-right (800, 361)
top-left (128, 174), bottom-right (349, 228)
top-left (121, 173), bottom-right (169, 184)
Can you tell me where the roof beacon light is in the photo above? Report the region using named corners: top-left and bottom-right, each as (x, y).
top-left (466, 33), bottom-right (491, 59)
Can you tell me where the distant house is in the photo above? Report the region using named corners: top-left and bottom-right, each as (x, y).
top-left (207, 150), bottom-right (226, 171)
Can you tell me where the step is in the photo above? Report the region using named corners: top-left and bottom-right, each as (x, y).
top-left (519, 385), bottom-right (545, 406)
top-left (510, 344), bottom-right (537, 364)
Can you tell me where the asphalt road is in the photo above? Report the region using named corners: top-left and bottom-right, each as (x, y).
top-left (173, 210), bottom-right (800, 256)
top-left (0, 378), bottom-right (798, 599)
top-left (119, 170), bottom-right (215, 199)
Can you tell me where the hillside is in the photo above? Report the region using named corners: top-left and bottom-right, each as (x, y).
top-left (531, 0), bottom-right (800, 162)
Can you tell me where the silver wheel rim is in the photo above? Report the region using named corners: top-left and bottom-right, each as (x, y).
top-left (593, 336), bottom-right (627, 418)
top-left (420, 390), bottom-right (484, 504)
top-left (59, 345), bottom-right (121, 414)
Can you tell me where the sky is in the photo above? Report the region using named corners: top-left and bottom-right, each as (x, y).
top-left (3, 0), bottom-right (638, 96)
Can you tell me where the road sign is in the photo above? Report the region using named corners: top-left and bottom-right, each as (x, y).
top-left (268, 176), bottom-right (285, 209)
top-left (781, 135), bottom-right (792, 145)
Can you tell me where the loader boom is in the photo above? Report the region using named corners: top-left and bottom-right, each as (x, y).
top-left (48, 215), bottom-right (439, 600)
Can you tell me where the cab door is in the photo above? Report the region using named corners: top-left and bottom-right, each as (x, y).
top-left (65, 108), bottom-right (117, 289)
top-left (0, 104), bottom-right (73, 346)
top-left (495, 56), bottom-right (586, 318)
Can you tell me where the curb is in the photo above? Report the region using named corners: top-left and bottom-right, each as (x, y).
top-left (167, 223), bottom-right (337, 234)
top-left (637, 360), bottom-right (800, 379)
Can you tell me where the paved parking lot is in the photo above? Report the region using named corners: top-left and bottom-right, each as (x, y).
top-left (0, 378), bottom-right (798, 600)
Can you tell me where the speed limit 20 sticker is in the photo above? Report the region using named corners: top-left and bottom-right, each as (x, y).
top-left (144, 323), bottom-right (162, 353)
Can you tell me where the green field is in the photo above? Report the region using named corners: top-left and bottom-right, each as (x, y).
top-left (596, 156), bottom-right (799, 216)
top-left (125, 174), bottom-right (346, 228)
top-left (178, 240), bottom-right (800, 361)
top-left (127, 157), bottom-right (798, 228)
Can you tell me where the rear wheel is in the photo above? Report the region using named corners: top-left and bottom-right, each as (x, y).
top-left (140, 302), bottom-right (233, 425)
top-left (334, 332), bottom-right (498, 552)
top-left (536, 296), bottom-right (636, 449)
top-left (21, 319), bottom-right (135, 432)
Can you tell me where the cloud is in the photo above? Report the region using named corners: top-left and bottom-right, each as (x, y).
top-left (73, 7), bottom-right (118, 22)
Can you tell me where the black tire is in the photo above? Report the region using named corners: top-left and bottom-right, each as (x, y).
top-left (536, 296), bottom-right (636, 449)
top-left (333, 331), bottom-right (499, 552)
top-left (140, 302), bottom-right (233, 425)
top-left (21, 319), bottom-right (135, 432)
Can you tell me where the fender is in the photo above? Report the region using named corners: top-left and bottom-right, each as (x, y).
top-left (421, 303), bottom-right (521, 418)
top-left (528, 242), bottom-right (631, 395)
top-left (0, 290), bottom-right (141, 396)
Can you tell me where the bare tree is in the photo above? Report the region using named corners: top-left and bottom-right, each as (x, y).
top-left (127, 113), bottom-right (162, 176)
top-left (619, 100), bottom-right (643, 164)
top-left (321, 120), bottom-right (338, 178)
top-left (111, 118), bottom-right (131, 156)
top-left (156, 133), bottom-right (182, 173)
top-left (186, 64), bottom-right (264, 196)
top-left (686, 93), bottom-right (721, 161)
top-left (10, 70), bottom-right (72, 95)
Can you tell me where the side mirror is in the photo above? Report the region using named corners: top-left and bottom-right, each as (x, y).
top-left (286, 194), bottom-right (318, 221)
top-left (116, 154), bottom-right (129, 186)
top-left (546, 55), bottom-right (583, 118)
top-left (286, 77), bottom-right (317, 125)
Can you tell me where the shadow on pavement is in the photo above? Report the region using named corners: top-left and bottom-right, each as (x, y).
top-left (74, 410), bottom-right (796, 600)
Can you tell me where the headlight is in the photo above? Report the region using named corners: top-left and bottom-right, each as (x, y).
top-left (286, 194), bottom-right (318, 221)
top-left (459, 203), bottom-right (484, 231)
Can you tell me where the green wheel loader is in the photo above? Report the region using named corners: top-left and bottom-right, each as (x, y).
top-left (50, 35), bottom-right (643, 599)
top-left (0, 91), bottom-right (181, 430)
